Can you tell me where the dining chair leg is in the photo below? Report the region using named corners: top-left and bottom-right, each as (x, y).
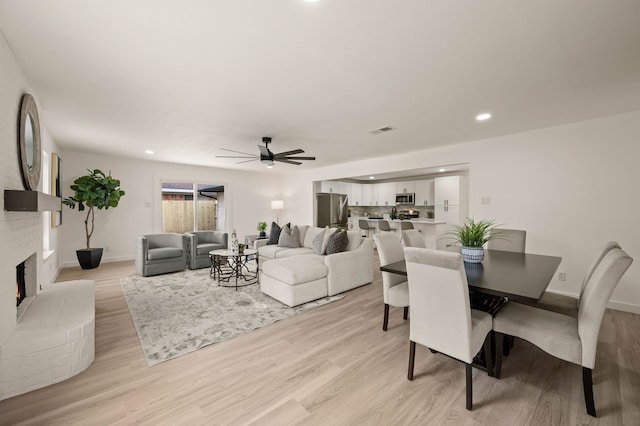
top-left (465, 363), bottom-right (473, 410)
top-left (483, 334), bottom-right (494, 377)
top-left (403, 306), bottom-right (409, 320)
top-left (583, 367), bottom-right (597, 417)
top-left (408, 341), bottom-right (416, 381)
top-left (383, 304), bottom-right (390, 331)
top-left (494, 332), bottom-right (504, 379)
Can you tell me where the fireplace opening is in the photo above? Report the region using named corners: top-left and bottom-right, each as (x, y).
top-left (17, 261), bottom-right (26, 307)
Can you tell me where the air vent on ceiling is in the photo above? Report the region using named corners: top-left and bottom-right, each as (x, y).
top-left (369, 126), bottom-right (394, 135)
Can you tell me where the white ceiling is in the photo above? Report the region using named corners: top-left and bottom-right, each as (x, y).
top-left (1, 1), bottom-right (639, 173)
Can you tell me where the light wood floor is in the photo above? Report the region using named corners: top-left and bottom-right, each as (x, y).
top-left (1, 258), bottom-right (638, 425)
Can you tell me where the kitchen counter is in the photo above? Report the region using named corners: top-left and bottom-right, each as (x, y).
top-left (348, 217), bottom-right (448, 249)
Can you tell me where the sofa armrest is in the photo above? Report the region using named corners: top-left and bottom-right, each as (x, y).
top-left (254, 239), bottom-right (269, 250)
top-left (134, 236), bottom-right (148, 276)
top-left (324, 238), bottom-right (374, 296)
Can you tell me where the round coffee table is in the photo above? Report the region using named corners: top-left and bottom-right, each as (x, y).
top-left (209, 249), bottom-right (259, 290)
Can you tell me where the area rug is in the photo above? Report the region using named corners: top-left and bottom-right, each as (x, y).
top-left (120, 268), bottom-right (343, 366)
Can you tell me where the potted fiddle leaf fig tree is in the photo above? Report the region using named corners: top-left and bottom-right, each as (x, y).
top-left (63, 169), bottom-right (125, 269)
top-left (446, 218), bottom-right (501, 263)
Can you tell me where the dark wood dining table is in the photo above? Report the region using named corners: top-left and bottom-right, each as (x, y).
top-left (380, 249), bottom-right (562, 305)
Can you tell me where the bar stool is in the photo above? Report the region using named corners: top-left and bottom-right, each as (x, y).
top-left (398, 221), bottom-right (414, 230)
top-left (359, 219), bottom-right (375, 238)
top-left (378, 220), bottom-right (392, 232)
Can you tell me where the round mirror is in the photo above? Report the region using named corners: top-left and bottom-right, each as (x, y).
top-left (18, 94), bottom-right (41, 190)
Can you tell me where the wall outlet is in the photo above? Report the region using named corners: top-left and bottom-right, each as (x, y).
top-left (558, 272), bottom-right (567, 281)
top-left (481, 196), bottom-right (491, 205)
top-left (104, 246), bottom-right (110, 252)
top-left (144, 201), bottom-right (151, 208)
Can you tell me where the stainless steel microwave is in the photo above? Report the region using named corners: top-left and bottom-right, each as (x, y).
top-left (395, 193), bottom-right (415, 205)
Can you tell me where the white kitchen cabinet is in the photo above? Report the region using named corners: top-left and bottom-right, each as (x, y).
top-left (346, 183), bottom-right (363, 206)
top-left (361, 184), bottom-right (377, 206)
top-left (434, 176), bottom-right (460, 205)
top-left (320, 181), bottom-right (345, 194)
top-left (395, 181), bottom-right (415, 194)
top-left (414, 179), bottom-right (434, 206)
top-left (376, 182), bottom-right (396, 206)
top-left (434, 175), bottom-right (468, 229)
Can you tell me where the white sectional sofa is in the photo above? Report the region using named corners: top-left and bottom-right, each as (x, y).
top-left (257, 225), bottom-right (374, 307)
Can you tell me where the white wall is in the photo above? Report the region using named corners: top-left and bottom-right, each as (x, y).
top-left (60, 151), bottom-right (284, 266)
top-left (0, 30), bottom-right (62, 343)
top-left (282, 111), bottom-right (640, 313)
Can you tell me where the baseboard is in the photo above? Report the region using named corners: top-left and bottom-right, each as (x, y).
top-left (546, 289), bottom-right (640, 315)
top-left (607, 300), bottom-right (640, 315)
top-left (61, 255), bottom-right (134, 269)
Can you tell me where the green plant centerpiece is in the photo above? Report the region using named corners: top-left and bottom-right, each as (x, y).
top-left (446, 218), bottom-right (500, 263)
top-left (257, 221), bottom-right (268, 238)
top-left (63, 169), bottom-right (125, 269)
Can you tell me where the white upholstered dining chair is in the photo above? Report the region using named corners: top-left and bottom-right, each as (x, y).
top-left (401, 229), bottom-right (425, 248)
top-left (493, 247), bottom-right (633, 417)
top-left (487, 228), bottom-right (526, 253)
top-left (374, 232), bottom-right (409, 331)
top-left (536, 241), bottom-right (620, 317)
top-left (404, 247), bottom-right (494, 410)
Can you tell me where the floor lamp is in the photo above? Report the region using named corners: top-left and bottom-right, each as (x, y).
top-left (271, 200), bottom-right (284, 225)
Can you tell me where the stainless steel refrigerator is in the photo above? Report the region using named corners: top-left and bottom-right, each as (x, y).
top-left (316, 192), bottom-right (348, 228)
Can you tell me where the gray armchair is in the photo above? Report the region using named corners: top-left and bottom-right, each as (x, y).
top-left (135, 233), bottom-right (188, 277)
top-left (186, 230), bottom-right (228, 269)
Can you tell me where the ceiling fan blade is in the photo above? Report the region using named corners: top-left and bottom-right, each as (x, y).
top-left (285, 156), bottom-right (315, 161)
top-left (215, 155), bottom-right (257, 159)
top-left (274, 149), bottom-right (304, 157)
top-left (236, 158), bottom-right (259, 164)
top-left (219, 147), bottom-right (255, 156)
top-left (275, 158), bottom-right (302, 165)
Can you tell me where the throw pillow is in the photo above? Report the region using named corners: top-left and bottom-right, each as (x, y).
top-left (325, 229), bottom-right (348, 255)
top-left (321, 227), bottom-right (338, 255)
top-left (278, 224), bottom-right (301, 248)
top-left (267, 222), bottom-right (281, 245)
top-left (312, 229), bottom-right (326, 255)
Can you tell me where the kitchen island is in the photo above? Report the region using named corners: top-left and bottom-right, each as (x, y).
top-left (348, 217), bottom-right (447, 249)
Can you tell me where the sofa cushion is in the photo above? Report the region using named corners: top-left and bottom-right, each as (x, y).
top-left (304, 226), bottom-right (325, 249)
top-left (196, 243), bottom-right (225, 255)
top-left (297, 225), bottom-right (310, 246)
top-left (259, 244), bottom-right (291, 260)
top-left (345, 231), bottom-right (363, 251)
top-left (276, 247), bottom-right (314, 258)
top-left (148, 247), bottom-right (183, 260)
top-left (326, 229), bottom-right (348, 255)
top-left (261, 255), bottom-right (327, 285)
top-left (278, 224), bottom-right (301, 248)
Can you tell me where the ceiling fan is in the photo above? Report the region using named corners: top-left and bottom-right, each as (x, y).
top-left (216, 137), bottom-right (316, 166)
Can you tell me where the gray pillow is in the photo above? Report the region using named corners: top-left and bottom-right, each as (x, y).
top-left (326, 229), bottom-right (348, 255)
top-left (312, 229), bottom-right (326, 255)
top-left (267, 222), bottom-right (284, 245)
top-left (278, 224), bottom-right (301, 248)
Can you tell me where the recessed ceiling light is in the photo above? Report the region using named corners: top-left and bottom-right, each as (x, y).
top-left (266, 164), bottom-right (273, 169)
top-left (369, 176), bottom-right (375, 180)
top-left (439, 168), bottom-right (446, 172)
top-left (145, 150), bottom-right (154, 155)
top-left (476, 113), bottom-right (492, 121)
top-left (304, 0), bottom-right (320, 2)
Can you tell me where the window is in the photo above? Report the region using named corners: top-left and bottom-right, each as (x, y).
top-left (161, 182), bottom-right (224, 233)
